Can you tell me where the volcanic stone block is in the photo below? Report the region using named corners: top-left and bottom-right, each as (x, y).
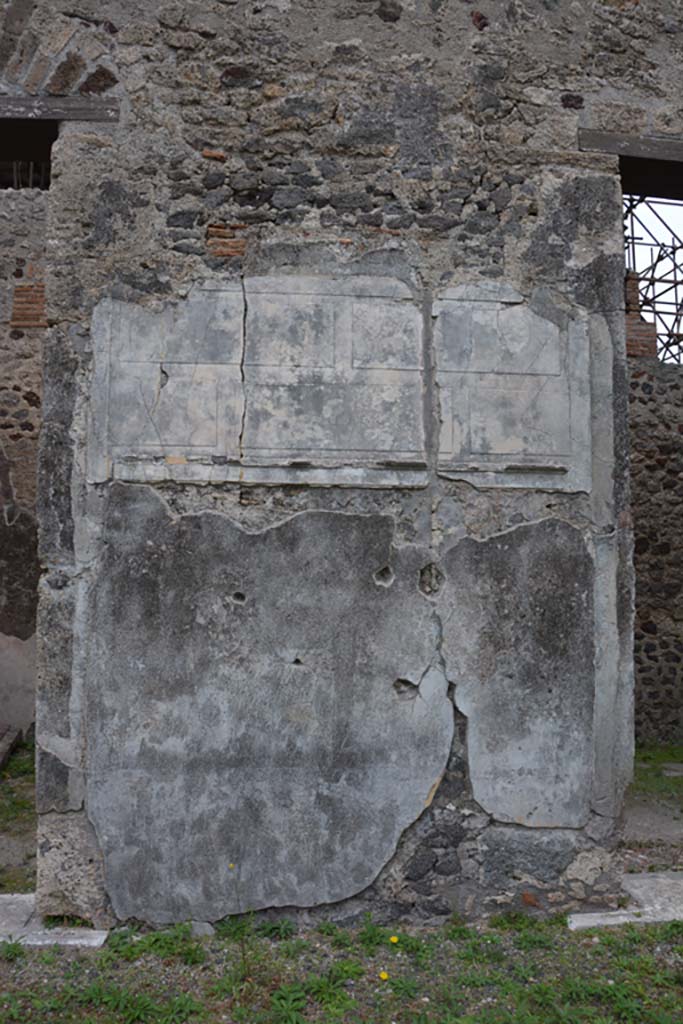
top-left (478, 826), bottom-right (587, 889)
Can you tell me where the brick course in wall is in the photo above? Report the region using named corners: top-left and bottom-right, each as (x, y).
top-left (625, 271), bottom-right (658, 359)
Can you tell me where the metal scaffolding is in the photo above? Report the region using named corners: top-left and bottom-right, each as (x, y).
top-left (624, 194), bottom-right (683, 364)
top-left (0, 160), bottom-right (51, 190)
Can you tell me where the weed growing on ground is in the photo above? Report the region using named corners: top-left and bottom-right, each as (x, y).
top-left (1, 915), bottom-right (683, 1023)
top-left (0, 741), bottom-right (37, 895)
top-left (270, 982), bottom-right (307, 1023)
top-left (256, 918), bottom-right (296, 940)
top-left (632, 744), bottom-right (683, 806)
top-left (279, 938), bottom-right (310, 958)
top-left (44, 914), bottom-right (94, 929)
top-left (0, 941), bottom-right (23, 963)
top-left (102, 924), bottom-right (206, 966)
top-left (358, 913), bottom-right (389, 953)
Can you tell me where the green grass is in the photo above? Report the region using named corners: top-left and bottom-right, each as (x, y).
top-left (0, 740), bottom-right (36, 832)
top-left (256, 918), bottom-right (296, 940)
top-left (101, 924), bottom-right (206, 966)
top-left (0, 941), bottom-right (24, 963)
top-left (0, 785), bottom-right (33, 830)
top-left (2, 914), bottom-right (682, 1023)
top-left (1, 741), bottom-right (35, 780)
top-left (44, 914), bottom-right (95, 930)
top-left (0, 742), bottom-right (681, 1023)
top-left (0, 740), bottom-right (36, 894)
top-left (631, 744), bottom-right (683, 806)
top-left (0, 864), bottom-right (34, 894)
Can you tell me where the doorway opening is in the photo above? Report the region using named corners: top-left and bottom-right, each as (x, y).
top-left (620, 155), bottom-right (683, 873)
top-left (0, 119), bottom-right (58, 191)
top-left (0, 118), bottom-right (56, 895)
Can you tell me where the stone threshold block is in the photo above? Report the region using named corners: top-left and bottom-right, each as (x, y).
top-left (0, 893), bottom-right (108, 948)
top-left (568, 872), bottom-right (683, 930)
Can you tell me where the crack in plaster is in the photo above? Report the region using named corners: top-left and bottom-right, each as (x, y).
top-left (237, 274), bottom-right (248, 465)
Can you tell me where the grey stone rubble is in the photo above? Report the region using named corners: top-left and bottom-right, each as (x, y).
top-left (568, 872), bottom-right (683, 931)
top-left (0, 893), bottom-right (108, 948)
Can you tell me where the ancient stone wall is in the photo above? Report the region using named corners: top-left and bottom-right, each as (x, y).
top-left (0, 187), bottom-right (46, 731)
top-left (629, 357), bottom-right (683, 744)
top-left (2, 0), bottom-right (666, 926)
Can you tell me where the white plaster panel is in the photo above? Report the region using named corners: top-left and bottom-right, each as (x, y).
top-left (467, 376), bottom-right (570, 456)
top-left (109, 363), bottom-right (219, 448)
top-left (88, 277), bottom-right (427, 488)
top-left (351, 299), bottom-right (423, 370)
top-left (434, 285), bottom-right (591, 491)
top-left (246, 292), bottom-right (337, 368)
top-left (244, 381), bottom-right (423, 455)
top-left (114, 289), bottom-right (244, 365)
top-left (434, 299), bottom-right (562, 376)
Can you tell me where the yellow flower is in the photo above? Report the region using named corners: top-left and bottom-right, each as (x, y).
top-left (389, 935), bottom-right (399, 944)
top-left (379, 970), bottom-right (389, 981)
top-left (228, 863), bottom-right (235, 870)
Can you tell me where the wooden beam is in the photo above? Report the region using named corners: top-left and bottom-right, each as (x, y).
top-left (0, 95), bottom-right (119, 121)
top-left (579, 128), bottom-right (683, 164)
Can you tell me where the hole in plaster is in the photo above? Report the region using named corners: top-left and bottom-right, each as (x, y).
top-left (292, 657), bottom-right (303, 665)
top-left (232, 591), bottom-right (246, 604)
top-left (419, 562), bottom-right (445, 596)
top-left (373, 565), bottom-right (394, 587)
top-left (393, 677), bottom-right (419, 701)
top-left (160, 367), bottom-right (169, 389)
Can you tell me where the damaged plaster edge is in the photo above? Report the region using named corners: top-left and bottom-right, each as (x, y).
top-left (99, 272), bottom-right (422, 312)
top-left (34, 735), bottom-right (80, 769)
top-left (442, 518), bottom-right (599, 833)
top-left (590, 532), bottom-right (634, 818)
top-left (112, 463), bottom-right (430, 490)
top-left (242, 273), bottom-right (420, 301)
top-left (438, 513), bottom-right (596, 549)
top-left (436, 472), bottom-right (591, 495)
top-left (474, 816), bottom-right (593, 835)
top-left (434, 281), bottom-right (524, 305)
top-left (146, 666), bottom-right (455, 927)
top-left (95, 479), bottom-right (415, 538)
top-left (62, 487), bottom-right (456, 924)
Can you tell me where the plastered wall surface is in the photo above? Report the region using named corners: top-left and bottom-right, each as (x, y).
top-left (1, 0), bottom-right (667, 924)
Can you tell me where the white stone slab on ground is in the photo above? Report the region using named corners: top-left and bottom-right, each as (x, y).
top-left (0, 893), bottom-right (108, 948)
top-left (20, 927), bottom-right (108, 948)
top-left (0, 893), bottom-right (34, 935)
top-left (568, 871), bottom-right (683, 931)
